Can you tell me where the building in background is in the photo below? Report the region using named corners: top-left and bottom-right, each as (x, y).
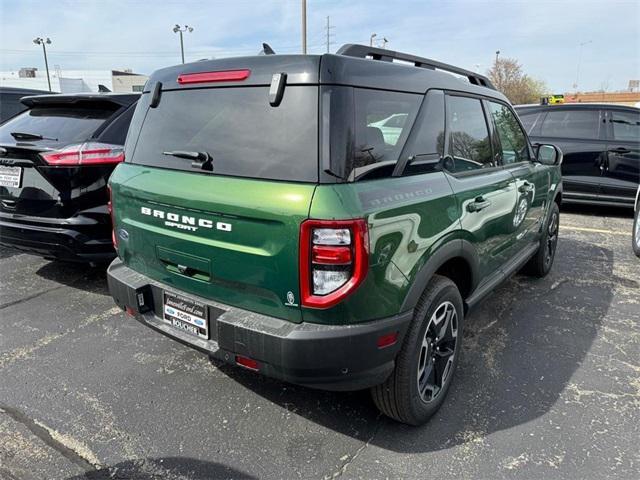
top-left (564, 90), bottom-right (640, 107)
top-left (0, 67), bottom-right (147, 93)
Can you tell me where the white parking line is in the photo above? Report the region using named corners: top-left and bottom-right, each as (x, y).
top-left (560, 225), bottom-right (630, 236)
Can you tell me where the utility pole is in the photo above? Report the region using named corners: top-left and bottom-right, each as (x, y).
top-left (573, 40), bottom-right (592, 91)
top-left (33, 37), bottom-right (52, 92)
top-left (325, 16), bottom-right (334, 53)
top-left (172, 24), bottom-right (193, 64)
top-left (301, 0), bottom-right (307, 54)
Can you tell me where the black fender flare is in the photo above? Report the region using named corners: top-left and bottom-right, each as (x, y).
top-left (400, 239), bottom-right (480, 312)
top-left (552, 184), bottom-right (563, 205)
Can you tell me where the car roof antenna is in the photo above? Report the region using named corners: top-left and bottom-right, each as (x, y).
top-left (261, 43), bottom-right (276, 55)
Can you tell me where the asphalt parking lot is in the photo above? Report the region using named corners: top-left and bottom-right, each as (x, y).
top-left (1, 206), bottom-right (638, 480)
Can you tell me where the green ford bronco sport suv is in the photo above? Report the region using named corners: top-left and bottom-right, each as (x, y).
top-left (107, 44), bottom-right (563, 425)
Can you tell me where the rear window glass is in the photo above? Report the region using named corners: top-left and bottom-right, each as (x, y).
top-left (0, 106), bottom-right (115, 146)
top-left (539, 109), bottom-right (600, 139)
top-left (128, 86), bottom-right (318, 182)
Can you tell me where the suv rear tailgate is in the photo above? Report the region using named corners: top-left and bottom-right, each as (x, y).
top-left (111, 163), bottom-right (315, 323)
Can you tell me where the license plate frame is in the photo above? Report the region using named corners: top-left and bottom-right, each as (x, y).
top-left (163, 291), bottom-right (209, 340)
top-left (0, 166), bottom-right (22, 188)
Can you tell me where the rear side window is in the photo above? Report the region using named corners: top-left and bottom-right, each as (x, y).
top-left (0, 106), bottom-right (115, 147)
top-left (488, 102), bottom-right (530, 164)
top-left (128, 86), bottom-right (318, 182)
top-left (349, 89), bottom-right (421, 180)
top-left (0, 94), bottom-right (28, 123)
top-left (445, 95), bottom-right (493, 173)
top-left (610, 110), bottom-right (640, 142)
top-left (97, 103), bottom-right (137, 145)
top-left (324, 88), bottom-right (421, 182)
top-left (539, 109), bottom-right (600, 139)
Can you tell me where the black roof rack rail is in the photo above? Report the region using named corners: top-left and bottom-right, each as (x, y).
top-left (336, 44), bottom-right (496, 91)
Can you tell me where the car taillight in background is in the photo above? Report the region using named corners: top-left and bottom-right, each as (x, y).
top-left (107, 185), bottom-right (117, 249)
top-left (299, 219), bottom-right (369, 308)
top-left (40, 142), bottom-right (125, 166)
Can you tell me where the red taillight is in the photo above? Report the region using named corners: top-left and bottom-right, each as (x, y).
top-left (377, 332), bottom-right (399, 349)
top-left (107, 184), bottom-right (117, 249)
top-left (235, 355), bottom-right (260, 371)
top-left (40, 142), bottom-right (125, 166)
top-left (311, 245), bottom-right (352, 264)
top-left (299, 219), bottom-right (369, 309)
top-left (177, 69), bottom-right (251, 85)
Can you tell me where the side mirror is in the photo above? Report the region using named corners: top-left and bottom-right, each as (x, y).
top-left (535, 144), bottom-right (563, 166)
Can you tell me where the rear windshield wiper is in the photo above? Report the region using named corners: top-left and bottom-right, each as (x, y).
top-left (163, 150), bottom-right (213, 171)
top-left (10, 131), bottom-right (58, 141)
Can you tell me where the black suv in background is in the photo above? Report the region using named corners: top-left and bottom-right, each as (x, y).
top-left (0, 93), bottom-right (138, 262)
top-left (0, 87), bottom-right (52, 123)
top-left (516, 104), bottom-right (639, 207)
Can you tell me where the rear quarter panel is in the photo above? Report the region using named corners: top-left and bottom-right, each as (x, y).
top-left (306, 172), bottom-right (460, 324)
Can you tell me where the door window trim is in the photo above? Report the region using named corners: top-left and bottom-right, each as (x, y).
top-left (394, 88), bottom-right (442, 177)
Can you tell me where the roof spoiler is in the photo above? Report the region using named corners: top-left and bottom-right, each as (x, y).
top-left (20, 93), bottom-right (138, 108)
top-left (336, 44), bottom-right (496, 90)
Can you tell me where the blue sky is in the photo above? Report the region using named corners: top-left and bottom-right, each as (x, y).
top-left (1, 0), bottom-right (638, 92)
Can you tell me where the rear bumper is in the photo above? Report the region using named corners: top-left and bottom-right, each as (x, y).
top-left (0, 210), bottom-right (114, 262)
top-left (107, 258), bottom-right (413, 391)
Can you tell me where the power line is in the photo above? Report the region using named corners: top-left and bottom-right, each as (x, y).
top-left (0, 43), bottom-right (329, 60)
top-left (325, 16), bottom-right (335, 53)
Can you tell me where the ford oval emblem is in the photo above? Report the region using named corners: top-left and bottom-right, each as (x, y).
top-left (118, 228), bottom-right (129, 241)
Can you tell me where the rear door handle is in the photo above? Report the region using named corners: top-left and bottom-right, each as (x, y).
top-left (608, 147), bottom-right (631, 154)
top-left (467, 197), bottom-right (492, 213)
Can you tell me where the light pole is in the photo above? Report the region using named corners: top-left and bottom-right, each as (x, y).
top-left (495, 50), bottom-right (500, 65)
top-left (370, 33), bottom-right (377, 47)
top-left (33, 37), bottom-right (52, 92)
top-left (573, 40), bottom-right (592, 91)
top-left (381, 37), bottom-right (388, 49)
top-left (301, 0), bottom-right (307, 54)
top-left (172, 24), bottom-right (193, 64)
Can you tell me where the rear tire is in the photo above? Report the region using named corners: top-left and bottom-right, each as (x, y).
top-left (522, 202), bottom-right (560, 278)
top-left (371, 275), bottom-right (463, 425)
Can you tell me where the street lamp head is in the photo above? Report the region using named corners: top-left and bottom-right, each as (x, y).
top-left (45, 38), bottom-right (51, 44)
top-left (173, 24), bottom-right (193, 33)
top-left (33, 37), bottom-right (42, 45)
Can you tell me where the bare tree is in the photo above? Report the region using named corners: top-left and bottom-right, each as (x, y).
top-left (487, 58), bottom-right (547, 105)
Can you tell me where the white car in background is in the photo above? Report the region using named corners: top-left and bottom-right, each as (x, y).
top-left (369, 113), bottom-right (408, 145)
